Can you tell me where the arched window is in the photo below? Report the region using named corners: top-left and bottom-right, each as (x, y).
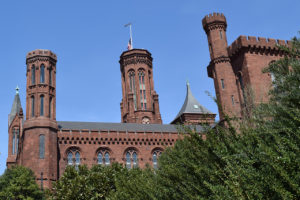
top-left (12, 129), bottom-right (15, 155)
top-left (39, 135), bottom-right (45, 159)
top-left (40, 95), bottom-right (44, 116)
top-left (31, 96), bottom-right (35, 117)
top-left (152, 150), bottom-right (162, 169)
top-left (67, 152), bottom-right (73, 165)
top-left (49, 97), bottom-right (52, 118)
top-left (40, 64), bottom-right (45, 83)
top-left (49, 67), bottom-right (52, 85)
top-left (139, 70), bottom-right (146, 110)
top-left (66, 149), bottom-right (81, 169)
top-left (15, 129), bottom-right (19, 155)
top-left (75, 152), bottom-right (80, 169)
top-left (31, 65), bottom-right (35, 84)
top-left (129, 71), bottom-right (137, 110)
top-left (97, 149), bottom-right (110, 166)
top-left (125, 149), bottom-right (138, 169)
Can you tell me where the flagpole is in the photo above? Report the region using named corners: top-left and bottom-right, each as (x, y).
top-left (129, 24), bottom-right (133, 49)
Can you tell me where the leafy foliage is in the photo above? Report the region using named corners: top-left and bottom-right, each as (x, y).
top-left (48, 36), bottom-right (300, 200)
top-left (50, 163), bottom-right (126, 200)
top-left (0, 165), bottom-right (44, 200)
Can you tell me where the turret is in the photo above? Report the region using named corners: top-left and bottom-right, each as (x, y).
top-left (202, 13), bottom-right (241, 120)
top-left (22, 49), bottom-right (58, 189)
top-left (7, 87), bottom-right (23, 168)
top-left (119, 49), bottom-right (162, 124)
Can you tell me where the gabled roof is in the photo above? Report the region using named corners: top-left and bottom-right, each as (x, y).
top-left (171, 82), bottom-right (213, 123)
top-left (9, 87), bottom-right (22, 127)
top-left (57, 121), bottom-right (205, 133)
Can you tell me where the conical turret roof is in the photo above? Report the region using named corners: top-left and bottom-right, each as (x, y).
top-left (8, 86), bottom-right (22, 127)
top-left (171, 82), bottom-right (212, 123)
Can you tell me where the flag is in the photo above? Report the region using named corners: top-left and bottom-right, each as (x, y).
top-left (127, 38), bottom-right (132, 50)
top-left (124, 22), bottom-right (132, 27)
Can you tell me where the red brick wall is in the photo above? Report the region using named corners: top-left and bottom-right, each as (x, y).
top-left (58, 129), bottom-right (180, 177)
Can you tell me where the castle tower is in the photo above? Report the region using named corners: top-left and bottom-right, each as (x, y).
top-left (171, 82), bottom-right (216, 125)
top-left (202, 13), bottom-right (241, 120)
top-left (119, 49), bottom-right (162, 124)
top-left (22, 49), bottom-right (58, 189)
top-left (7, 87), bottom-right (23, 168)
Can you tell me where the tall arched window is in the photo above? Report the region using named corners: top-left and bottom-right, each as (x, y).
top-left (129, 71), bottom-right (137, 110)
top-left (67, 152), bottom-right (73, 166)
top-left (31, 96), bottom-right (35, 117)
top-left (125, 149), bottom-right (138, 169)
top-left (40, 95), bottom-right (44, 116)
top-left (67, 149), bottom-right (81, 169)
top-left (31, 65), bottom-right (35, 84)
top-left (49, 97), bottom-right (52, 118)
top-left (39, 135), bottom-right (45, 159)
top-left (152, 150), bottom-right (162, 169)
top-left (49, 67), bottom-right (52, 86)
top-left (15, 129), bottom-right (19, 154)
top-left (40, 64), bottom-right (45, 83)
top-left (97, 149), bottom-right (110, 166)
top-left (75, 152), bottom-right (80, 169)
top-left (12, 129), bottom-right (15, 155)
top-left (139, 70), bottom-right (146, 110)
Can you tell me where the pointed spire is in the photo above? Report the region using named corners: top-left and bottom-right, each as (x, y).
top-left (171, 82), bottom-right (213, 123)
top-left (9, 86), bottom-right (22, 127)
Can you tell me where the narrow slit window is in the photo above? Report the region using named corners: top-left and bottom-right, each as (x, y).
top-left (220, 30), bottom-right (223, 39)
top-left (31, 65), bottom-right (35, 84)
top-left (231, 95), bottom-right (235, 105)
top-left (12, 129), bottom-right (15, 155)
top-left (49, 97), bottom-right (52, 118)
top-left (221, 79), bottom-right (225, 89)
top-left (40, 96), bottom-right (44, 116)
top-left (31, 96), bottom-right (35, 117)
top-left (40, 64), bottom-right (45, 83)
top-left (16, 129), bottom-right (19, 154)
top-left (39, 135), bottom-right (45, 159)
top-left (49, 67), bottom-right (52, 86)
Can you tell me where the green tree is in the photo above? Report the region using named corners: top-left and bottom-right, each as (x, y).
top-left (110, 36), bottom-right (300, 200)
top-left (51, 163), bottom-right (126, 200)
top-left (0, 166), bottom-right (44, 200)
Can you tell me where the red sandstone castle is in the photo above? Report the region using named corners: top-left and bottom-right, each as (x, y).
top-left (6, 13), bottom-right (290, 188)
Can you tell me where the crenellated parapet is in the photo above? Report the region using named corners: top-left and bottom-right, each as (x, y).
top-left (26, 49), bottom-right (57, 64)
top-left (202, 13), bottom-right (227, 34)
top-left (228, 35), bottom-right (291, 57)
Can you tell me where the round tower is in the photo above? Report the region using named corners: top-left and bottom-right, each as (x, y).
top-left (23, 49), bottom-right (58, 189)
top-left (202, 13), bottom-right (241, 120)
top-left (119, 49), bottom-right (162, 124)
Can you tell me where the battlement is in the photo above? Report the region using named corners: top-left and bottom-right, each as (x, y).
top-left (228, 35), bottom-right (291, 57)
top-left (202, 13), bottom-right (227, 31)
top-left (26, 49), bottom-right (57, 60)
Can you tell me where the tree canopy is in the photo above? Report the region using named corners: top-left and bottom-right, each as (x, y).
top-left (0, 165), bottom-right (44, 200)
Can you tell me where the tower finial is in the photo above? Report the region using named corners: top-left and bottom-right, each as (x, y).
top-left (15, 86), bottom-right (19, 94)
top-left (186, 79), bottom-right (190, 86)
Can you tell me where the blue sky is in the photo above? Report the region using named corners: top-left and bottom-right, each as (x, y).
top-left (0, 0), bottom-right (299, 174)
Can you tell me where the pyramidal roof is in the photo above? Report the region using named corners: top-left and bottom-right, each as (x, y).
top-left (8, 87), bottom-right (22, 127)
top-left (171, 82), bottom-right (213, 123)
